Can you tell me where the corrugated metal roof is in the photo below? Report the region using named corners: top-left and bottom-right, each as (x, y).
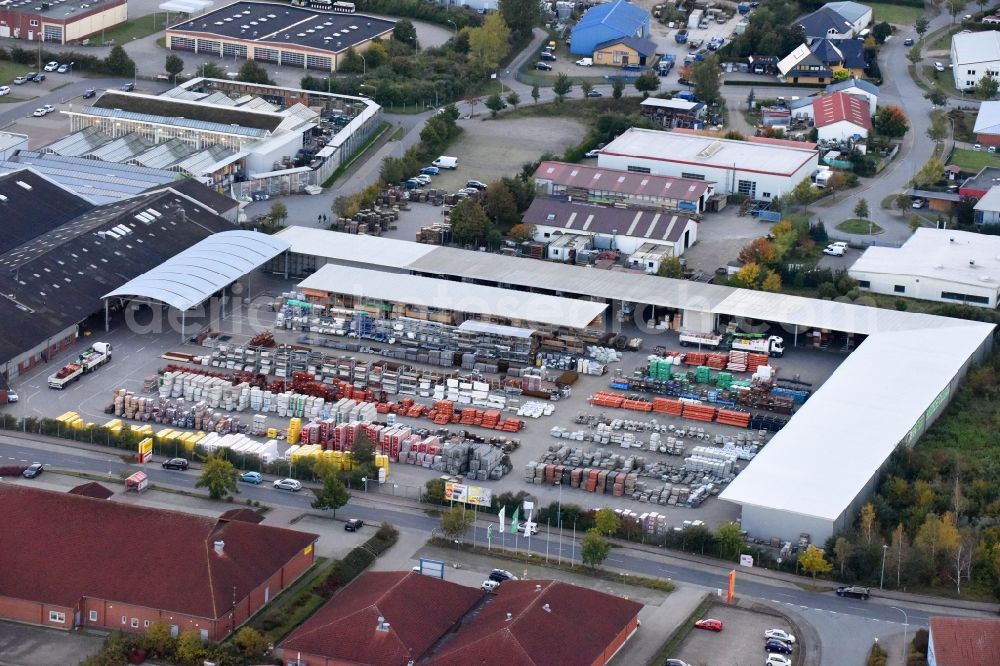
top-left (105, 231), bottom-right (290, 311)
top-left (131, 139), bottom-right (196, 170)
top-left (534, 160), bottom-right (712, 201)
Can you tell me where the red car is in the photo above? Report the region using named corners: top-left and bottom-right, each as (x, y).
top-left (694, 618), bottom-right (723, 632)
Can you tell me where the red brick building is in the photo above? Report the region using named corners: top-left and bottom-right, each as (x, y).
top-left (0, 485), bottom-right (317, 640)
top-left (0, 0), bottom-right (127, 44)
top-left (279, 572), bottom-right (643, 666)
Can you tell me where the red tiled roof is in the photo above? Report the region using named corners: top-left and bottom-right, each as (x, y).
top-left (812, 91), bottom-right (872, 130)
top-left (0, 485), bottom-right (316, 619)
top-left (930, 617), bottom-right (1000, 666)
top-left (428, 580), bottom-right (642, 666)
top-left (281, 571), bottom-right (482, 664)
top-left (219, 507), bottom-right (265, 524)
top-left (67, 481), bottom-right (114, 499)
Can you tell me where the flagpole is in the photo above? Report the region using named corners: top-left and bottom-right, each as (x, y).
top-left (545, 517), bottom-right (550, 563)
top-left (558, 519), bottom-right (563, 565)
top-left (572, 520), bottom-right (576, 567)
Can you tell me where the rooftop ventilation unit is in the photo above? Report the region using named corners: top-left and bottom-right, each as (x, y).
top-left (696, 141), bottom-right (724, 159)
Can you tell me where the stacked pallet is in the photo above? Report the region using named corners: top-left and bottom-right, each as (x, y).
top-left (716, 408), bottom-right (751, 428)
top-left (590, 391), bottom-right (626, 408)
top-left (621, 397), bottom-right (653, 412)
top-left (651, 397), bottom-right (684, 415)
top-left (727, 350), bottom-right (749, 372)
top-left (685, 352), bottom-right (707, 366)
top-left (681, 402), bottom-right (716, 422)
top-left (747, 353), bottom-right (769, 372)
top-left (706, 353), bottom-right (728, 369)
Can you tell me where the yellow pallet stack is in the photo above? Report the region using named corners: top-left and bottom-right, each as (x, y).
top-left (287, 418), bottom-right (302, 445)
top-left (290, 443), bottom-right (321, 462)
top-left (375, 454), bottom-right (390, 481)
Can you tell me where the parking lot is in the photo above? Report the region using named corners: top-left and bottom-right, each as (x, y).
top-left (0, 619), bottom-right (104, 666)
top-left (672, 603), bottom-right (798, 666)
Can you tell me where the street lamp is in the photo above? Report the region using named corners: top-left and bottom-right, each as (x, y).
top-left (359, 83), bottom-right (377, 102)
top-left (880, 544), bottom-right (888, 589)
top-left (447, 19), bottom-right (457, 36)
top-left (361, 476), bottom-right (368, 492)
top-left (359, 53), bottom-right (366, 75)
top-left (890, 606), bottom-right (908, 661)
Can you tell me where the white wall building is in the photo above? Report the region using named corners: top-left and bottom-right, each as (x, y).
top-left (597, 128), bottom-right (818, 200)
top-left (824, 77), bottom-right (879, 116)
top-left (813, 91), bottom-right (872, 142)
top-left (974, 185), bottom-right (1000, 224)
top-left (951, 30), bottom-right (1000, 92)
top-left (849, 228), bottom-right (1000, 307)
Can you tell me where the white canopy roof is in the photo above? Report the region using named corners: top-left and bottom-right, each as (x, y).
top-left (159, 0), bottom-right (213, 13)
top-left (104, 230), bottom-right (289, 311)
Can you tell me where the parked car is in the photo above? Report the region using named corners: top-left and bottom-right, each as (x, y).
top-left (32, 74), bottom-right (45, 83)
top-left (121, 82), bottom-right (135, 91)
top-left (0, 86), bottom-right (10, 96)
top-left (540, 51), bottom-right (557, 61)
top-left (934, 62), bottom-right (945, 72)
top-left (240, 471), bottom-right (263, 484)
top-left (489, 569), bottom-right (517, 582)
top-left (420, 166), bottom-right (440, 175)
top-left (42, 104), bottom-right (54, 114)
top-left (694, 618), bottom-right (723, 631)
top-left (22, 462), bottom-right (43, 478)
top-left (575, 57), bottom-right (593, 67)
top-left (836, 585), bottom-right (871, 599)
top-left (57, 64), bottom-right (70, 73)
top-left (6, 389), bottom-right (17, 403)
top-left (664, 660), bottom-right (691, 666)
top-left (273, 478), bottom-right (303, 491)
top-left (765, 639), bottom-right (793, 655)
top-left (82, 88), bottom-right (96, 99)
top-left (585, 149), bottom-right (600, 158)
top-left (587, 90), bottom-right (603, 97)
top-left (904, 37), bottom-right (914, 45)
top-left (822, 244), bottom-right (845, 256)
top-left (765, 655), bottom-right (792, 666)
top-left (43, 61), bottom-right (59, 72)
top-left (161, 457), bottom-right (189, 470)
top-left (481, 579), bottom-right (500, 592)
top-left (963, 13), bottom-right (972, 20)
top-left (534, 61), bottom-right (553, 71)
top-left (677, 77), bottom-right (692, 86)
top-left (12, 76), bottom-right (26, 85)
top-left (912, 197), bottom-right (927, 208)
top-left (344, 518), bottom-right (364, 532)
top-left (24, 72), bottom-right (37, 82)
top-left (405, 178), bottom-right (422, 189)
top-left (764, 629), bottom-right (796, 644)
top-left (414, 174), bottom-right (432, 185)
top-left (32, 108), bottom-right (46, 117)
top-left (465, 179), bottom-right (487, 190)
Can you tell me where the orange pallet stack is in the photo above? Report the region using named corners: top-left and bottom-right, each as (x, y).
top-left (585, 469), bottom-right (599, 492)
top-left (482, 410), bottom-right (501, 428)
top-left (682, 402), bottom-right (717, 422)
top-left (376, 402), bottom-right (391, 414)
top-left (622, 398), bottom-right (654, 412)
top-left (747, 353), bottom-right (769, 372)
top-left (652, 397), bottom-right (684, 415)
top-left (431, 401), bottom-right (453, 424)
top-left (498, 418), bottom-right (523, 432)
top-left (717, 409), bottom-right (751, 428)
top-left (706, 353), bottom-right (728, 369)
top-left (460, 407), bottom-right (480, 425)
top-left (685, 352), bottom-right (707, 366)
top-left (590, 391), bottom-right (626, 408)
top-left (406, 404), bottom-right (425, 418)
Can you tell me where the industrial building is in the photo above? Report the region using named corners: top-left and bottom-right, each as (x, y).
top-left (812, 90), bottom-right (871, 142)
top-left (597, 128), bottom-right (818, 201)
top-left (973, 100), bottom-right (1000, 147)
top-left (639, 97), bottom-right (707, 130)
top-left (569, 0), bottom-right (650, 56)
top-left (0, 484), bottom-right (317, 639)
top-left (521, 198), bottom-right (698, 257)
top-left (592, 35), bottom-right (658, 67)
top-left (532, 160), bottom-right (713, 213)
top-left (848, 228), bottom-right (1000, 307)
top-left (279, 571), bottom-right (642, 665)
top-left (950, 30), bottom-right (1000, 92)
top-left (166, 1), bottom-right (395, 72)
top-left (265, 227), bottom-right (994, 543)
top-left (974, 186), bottom-right (1000, 224)
top-left (58, 78), bottom-right (381, 197)
top-left (0, 0), bottom-right (126, 43)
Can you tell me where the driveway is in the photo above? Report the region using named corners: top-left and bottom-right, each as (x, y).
top-left (0, 621), bottom-right (104, 666)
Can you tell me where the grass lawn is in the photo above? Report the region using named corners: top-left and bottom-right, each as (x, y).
top-left (949, 147), bottom-right (1000, 171)
top-left (0, 95), bottom-right (27, 104)
top-left (98, 15), bottom-right (162, 44)
top-left (867, 2), bottom-right (925, 26)
top-left (0, 59), bottom-right (31, 87)
top-left (837, 218), bottom-right (884, 234)
top-left (930, 27), bottom-right (959, 51)
top-left (923, 64), bottom-right (964, 97)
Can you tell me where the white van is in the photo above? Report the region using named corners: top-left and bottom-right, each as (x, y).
top-left (432, 155), bottom-right (458, 169)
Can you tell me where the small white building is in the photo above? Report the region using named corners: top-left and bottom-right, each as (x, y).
top-left (813, 91), bottom-right (872, 142)
top-left (824, 77), bottom-right (879, 116)
top-left (547, 232), bottom-right (593, 262)
top-left (974, 185), bottom-right (1000, 225)
top-left (627, 242), bottom-right (677, 274)
top-left (951, 30), bottom-right (1000, 92)
top-left (598, 127), bottom-right (819, 200)
top-left (849, 228), bottom-right (1000, 307)
top-left (824, 2), bottom-right (873, 34)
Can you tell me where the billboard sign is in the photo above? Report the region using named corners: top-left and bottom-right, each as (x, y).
top-left (445, 481), bottom-right (493, 507)
top-left (138, 437), bottom-right (153, 464)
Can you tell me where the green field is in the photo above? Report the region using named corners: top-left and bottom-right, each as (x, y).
top-left (0, 59), bottom-right (30, 87)
top-left (837, 218), bottom-right (884, 234)
top-left (95, 14), bottom-right (162, 44)
top-left (950, 147), bottom-right (1000, 172)
top-left (867, 2), bottom-right (925, 26)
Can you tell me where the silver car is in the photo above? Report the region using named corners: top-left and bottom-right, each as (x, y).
top-left (273, 478), bottom-right (302, 491)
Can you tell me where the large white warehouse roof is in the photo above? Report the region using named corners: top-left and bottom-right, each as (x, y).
top-left (849, 227), bottom-right (1000, 288)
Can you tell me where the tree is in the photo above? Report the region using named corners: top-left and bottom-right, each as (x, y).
top-left (948, 0), bottom-right (965, 22)
top-left (853, 198), bottom-right (870, 222)
top-left (440, 504), bottom-right (475, 539)
top-left (914, 157), bottom-right (945, 188)
top-left (887, 522), bottom-right (911, 588)
top-left (799, 544), bottom-right (833, 580)
top-left (832, 67), bottom-right (851, 82)
top-left (466, 13), bottom-right (511, 75)
top-left (311, 473), bottom-right (350, 515)
top-left (927, 113), bottom-right (948, 142)
top-left (340, 47), bottom-right (364, 74)
top-left (352, 433), bottom-right (375, 471)
top-left (859, 502), bottom-right (876, 545)
top-left (761, 270), bottom-right (782, 292)
top-left (105, 44), bottom-right (135, 77)
top-left (733, 262), bottom-right (763, 289)
top-left (789, 178), bottom-right (818, 211)
top-left (895, 192), bottom-right (914, 216)
top-left (916, 16), bottom-right (929, 37)
top-left (485, 92), bottom-right (504, 118)
top-left (739, 237), bottom-right (779, 265)
top-left (506, 90), bottom-right (520, 109)
top-left (715, 521), bottom-right (744, 560)
top-left (269, 201), bottom-right (288, 225)
top-left (611, 77), bottom-right (624, 100)
top-left (976, 73), bottom-right (999, 100)
top-left (926, 87), bottom-right (948, 106)
top-left (142, 621), bottom-right (174, 658)
top-left (499, 0), bottom-right (540, 40)
top-left (450, 199), bottom-right (491, 246)
top-left (195, 453), bottom-right (238, 500)
top-left (834, 537), bottom-right (851, 577)
top-left (692, 54), bottom-right (721, 105)
top-left (723, 130), bottom-right (746, 140)
top-left (657, 256), bottom-right (684, 278)
top-left (581, 528), bottom-right (611, 567)
top-left (175, 630), bottom-right (207, 664)
top-left (483, 182), bottom-right (520, 229)
top-left (581, 81), bottom-right (593, 98)
top-left (507, 223), bottom-right (536, 242)
top-left (234, 627), bottom-right (270, 661)
top-left (424, 478), bottom-right (446, 504)
top-left (874, 105), bottom-right (909, 138)
top-left (200, 62), bottom-right (227, 79)
top-left (552, 73), bottom-right (573, 103)
top-left (164, 54), bottom-right (184, 83)
top-left (915, 512), bottom-right (960, 575)
top-left (531, 83), bottom-right (540, 104)
top-left (634, 71), bottom-right (660, 97)
top-left (594, 507), bottom-right (621, 536)
top-left (392, 19), bottom-right (418, 47)
top-left (872, 21), bottom-right (892, 44)
top-left (238, 59), bottom-right (274, 85)
top-left (907, 45), bottom-right (923, 65)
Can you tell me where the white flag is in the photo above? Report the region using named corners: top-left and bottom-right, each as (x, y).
top-left (498, 506), bottom-right (506, 531)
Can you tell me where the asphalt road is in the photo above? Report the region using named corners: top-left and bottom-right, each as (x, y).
top-left (0, 434), bottom-right (972, 634)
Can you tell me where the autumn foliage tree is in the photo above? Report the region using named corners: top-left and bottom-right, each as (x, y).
top-left (739, 238), bottom-right (778, 265)
top-left (874, 105), bottom-right (909, 139)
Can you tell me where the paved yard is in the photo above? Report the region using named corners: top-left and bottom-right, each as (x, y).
top-left (673, 602), bottom-right (797, 666)
top-left (0, 620), bottom-right (104, 666)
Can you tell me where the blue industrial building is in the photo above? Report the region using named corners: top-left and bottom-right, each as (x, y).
top-left (570, 0), bottom-right (651, 56)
